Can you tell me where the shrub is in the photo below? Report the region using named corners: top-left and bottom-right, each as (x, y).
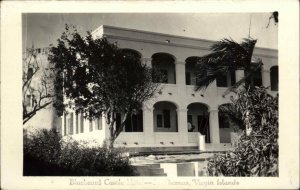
top-left (23, 129), bottom-right (137, 176)
top-left (207, 87), bottom-right (278, 176)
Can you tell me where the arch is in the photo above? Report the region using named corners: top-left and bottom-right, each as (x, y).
top-left (153, 101), bottom-right (178, 132)
top-left (185, 56), bottom-right (201, 65)
top-left (270, 66), bottom-right (278, 91)
top-left (151, 53), bottom-right (176, 84)
top-left (185, 56), bottom-right (201, 85)
top-left (120, 48), bottom-right (142, 59)
top-left (186, 102), bottom-right (210, 143)
top-left (152, 52), bottom-right (176, 63)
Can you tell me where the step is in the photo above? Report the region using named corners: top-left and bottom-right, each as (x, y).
top-left (150, 168), bottom-right (165, 175)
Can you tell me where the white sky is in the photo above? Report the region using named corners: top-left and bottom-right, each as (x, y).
top-left (23, 13), bottom-right (278, 51)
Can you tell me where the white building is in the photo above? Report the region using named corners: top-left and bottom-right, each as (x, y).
top-left (61, 25), bottom-right (278, 151)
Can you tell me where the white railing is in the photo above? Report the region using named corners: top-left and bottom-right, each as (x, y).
top-left (188, 132), bottom-right (199, 143)
top-left (115, 132), bottom-right (145, 145)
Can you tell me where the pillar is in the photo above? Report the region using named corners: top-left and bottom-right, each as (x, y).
top-left (143, 107), bottom-right (155, 144)
top-left (209, 109), bottom-right (220, 144)
top-left (175, 61), bottom-right (186, 86)
top-left (262, 69), bottom-right (271, 89)
top-left (177, 108), bottom-right (188, 144)
top-left (142, 58), bottom-right (152, 68)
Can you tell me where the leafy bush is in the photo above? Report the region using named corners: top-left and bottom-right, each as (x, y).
top-left (23, 129), bottom-right (137, 176)
top-left (207, 87), bottom-right (278, 176)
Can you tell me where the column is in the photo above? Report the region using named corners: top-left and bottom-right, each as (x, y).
top-left (262, 69), bottom-right (271, 89)
top-left (143, 107), bottom-right (155, 144)
top-left (177, 108), bottom-right (188, 144)
top-left (142, 58), bottom-right (152, 68)
top-left (175, 61), bottom-right (185, 86)
top-left (209, 109), bottom-right (220, 144)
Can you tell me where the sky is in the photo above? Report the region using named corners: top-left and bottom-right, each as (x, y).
top-left (22, 13), bottom-right (278, 51)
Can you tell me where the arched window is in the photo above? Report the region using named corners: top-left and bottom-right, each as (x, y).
top-left (152, 53), bottom-right (176, 84)
top-left (153, 101), bottom-right (178, 132)
top-left (187, 103), bottom-right (210, 143)
top-left (185, 56), bottom-right (201, 85)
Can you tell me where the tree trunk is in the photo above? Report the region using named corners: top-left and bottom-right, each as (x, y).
top-left (106, 112), bottom-right (130, 149)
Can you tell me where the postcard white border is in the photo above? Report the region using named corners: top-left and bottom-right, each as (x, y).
top-left (1, 0), bottom-right (299, 189)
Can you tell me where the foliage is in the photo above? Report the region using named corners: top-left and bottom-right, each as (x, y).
top-left (23, 47), bottom-right (55, 124)
top-left (23, 129), bottom-right (137, 176)
top-left (207, 87), bottom-right (278, 176)
top-left (194, 38), bottom-right (262, 95)
top-left (48, 25), bottom-right (161, 147)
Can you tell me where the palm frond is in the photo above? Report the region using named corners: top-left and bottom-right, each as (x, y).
top-left (194, 38), bottom-right (257, 91)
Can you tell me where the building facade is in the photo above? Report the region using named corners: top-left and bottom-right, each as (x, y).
top-left (61, 25), bottom-right (278, 151)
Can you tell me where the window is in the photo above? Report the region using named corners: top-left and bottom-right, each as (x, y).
top-left (156, 110), bottom-right (171, 128)
top-left (157, 114), bottom-right (163, 128)
top-left (75, 113), bottom-right (79, 134)
top-left (246, 69), bottom-right (262, 87)
top-left (186, 72), bottom-right (191, 85)
top-left (163, 109), bottom-right (170, 128)
top-left (217, 71), bottom-right (236, 87)
top-left (270, 66), bottom-right (278, 91)
top-left (230, 71), bottom-right (236, 85)
top-left (96, 117), bottom-right (102, 130)
top-left (216, 74), bottom-right (228, 87)
top-left (188, 115), bottom-right (193, 124)
top-left (89, 119), bottom-right (93, 132)
top-left (218, 113), bottom-right (230, 128)
top-left (116, 113), bottom-right (121, 131)
top-left (161, 69), bottom-right (168, 83)
top-left (125, 111), bottom-right (143, 132)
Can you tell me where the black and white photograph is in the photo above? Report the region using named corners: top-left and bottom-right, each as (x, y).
top-left (1, 1), bottom-right (299, 189)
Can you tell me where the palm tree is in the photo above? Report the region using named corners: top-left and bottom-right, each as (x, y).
top-left (194, 38), bottom-right (263, 96)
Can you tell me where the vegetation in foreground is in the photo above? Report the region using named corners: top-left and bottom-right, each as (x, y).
top-left (207, 87), bottom-right (278, 176)
top-left (23, 129), bottom-right (137, 176)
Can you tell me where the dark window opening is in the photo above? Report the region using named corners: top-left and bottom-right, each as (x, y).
top-left (188, 115), bottom-right (193, 123)
top-left (216, 74), bottom-right (228, 87)
top-left (270, 66), bottom-right (278, 91)
top-left (186, 72), bottom-right (191, 85)
top-left (163, 109), bottom-right (170, 128)
top-left (116, 113), bottom-right (121, 131)
top-left (230, 71), bottom-right (236, 85)
top-left (89, 119), bottom-right (93, 132)
top-left (157, 114), bottom-right (163, 128)
top-left (161, 69), bottom-right (168, 83)
top-left (125, 111), bottom-right (143, 132)
top-left (217, 71), bottom-right (236, 87)
top-left (218, 113), bottom-right (230, 128)
top-left (246, 69), bottom-right (262, 87)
